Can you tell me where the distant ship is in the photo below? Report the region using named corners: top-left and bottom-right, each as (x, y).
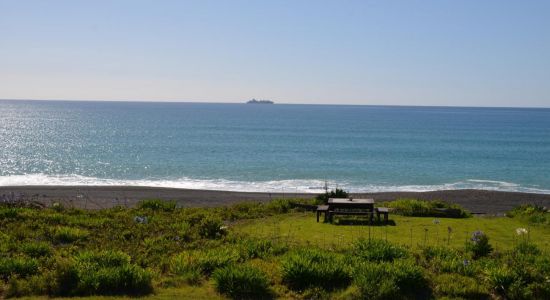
top-left (246, 99), bottom-right (274, 104)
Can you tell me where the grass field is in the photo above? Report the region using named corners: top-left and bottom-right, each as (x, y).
top-left (16, 286), bottom-right (224, 300)
top-left (235, 212), bottom-right (550, 252)
top-left (1, 198), bottom-right (550, 299)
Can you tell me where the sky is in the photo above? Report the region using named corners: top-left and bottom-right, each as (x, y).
top-left (0, 1), bottom-right (549, 107)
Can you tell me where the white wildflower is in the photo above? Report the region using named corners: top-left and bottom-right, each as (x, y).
top-left (516, 228), bottom-right (528, 235)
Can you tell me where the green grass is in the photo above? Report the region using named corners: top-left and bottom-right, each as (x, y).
top-left (2, 199), bottom-right (550, 299)
top-left (15, 286), bottom-right (225, 300)
top-left (234, 212), bottom-right (550, 252)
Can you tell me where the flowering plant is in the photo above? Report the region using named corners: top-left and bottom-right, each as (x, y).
top-left (515, 228), bottom-right (528, 235)
top-left (465, 230), bottom-right (493, 258)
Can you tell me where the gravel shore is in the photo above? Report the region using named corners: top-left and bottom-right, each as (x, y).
top-left (1, 186), bottom-right (549, 214)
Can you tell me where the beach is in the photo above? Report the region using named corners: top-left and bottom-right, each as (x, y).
top-left (2, 186), bottom-right (550, 214)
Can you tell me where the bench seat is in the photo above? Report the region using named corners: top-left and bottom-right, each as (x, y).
top-left (316, 205), bottom-right (329, 222)
top-left (328, 209), bottom-right (374, 223)
top-left (376, 207), bottom-right (390, 223)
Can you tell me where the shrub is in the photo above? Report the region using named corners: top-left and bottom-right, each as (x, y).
top-left (44, 213), bottom-right (69, 225)
top-left (20, 241), bottom-right (52, 258)
top-left (76, 250), bottom-right (131, 267)
top-left (52, 226), bottom-right (89, 244)
top-left (433, 273), bottom-right (489, 299)
top-left (170, 221), bottom-right (196, 242)
top-left (55, 251), bottom-right (152, 296)
top-left (422, 245), bottom-right (459, 260)
top-left (505, 253), bottom-right (550, 299)
top-left (198, 215), bottom-right (226, 239)
top-left (354, 260), bottom-right (428, 299)
top-left (507, 204), bottom-right (547, 217)
top-left (385, 199), bottom-right (470, 218)
top-left (265, 198), bottom-right (295, 214)
top-left (281, 248), bottom-right (350, 291)
top-left (351, 239), bottom-right (408, 262)
top-left (236, 237), bottom-right (288, 259)
top-left (465, 231), bottom-right (493, 259)
top-left (507, 204), bottom-right (549, 225)
top-left (51, 202), bottom-right (65, 212)
top-left (484, 266), bottom-right (516, 297)
top-left (212, 264), bottom-right (270, 299)
top-left (515, 241), bottom-right (541, 256)
top-left (354, 263), bottom-right (399, 300)
top-left (316, 188), bottom-right (349, 204)
top-left (421, 246), bottom-right (476, 276)
top-left (170, 248), bottom-right (241, 276)
top-left (0, 257), bottom-right (39, 280)
top-left (392, 259), bottom-right (427, 293)
top-left (0, 207), bottom-right (24, 219)
top-left (430, 256), bottom-right (476, 277)
top-left (138, 199), bottom-right (177, 212)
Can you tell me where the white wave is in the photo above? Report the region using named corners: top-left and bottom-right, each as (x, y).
top-left (0, 174), bottom-right (549, 194)
top-left (466, 179), bottom-right (520, 187)
top-left (0, 174), bottom-right (329, 193)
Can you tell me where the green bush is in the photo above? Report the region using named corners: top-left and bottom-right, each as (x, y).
top-left (484, 266), bottom-right (516, 297)
top-left (219, 198), bottom-right (313, 221)
top-left (20, 241), bottom-right (52, 258)
top-left (51, 202), bottom-right (65, 212)
top-left (465, 231), bottom-right (493, 259)
top-left (507, 204), bottom-right (549, 226)
top-left (138, 199), bottom-right (177, 212)
top-left (236, 237), bottom-right (288, 259)
top-left (198, 215), bottom-right (226, 239)
top-left (212, 264), bottom-right (270, 299)
top-left (281, 248), bottom-right (351, 291)
top-left (0, 257), bottom-right (39, 280)
top-left (351, 239), bottom-right (408, 262)
top-left (55, 250), bottom-right (152, 296)
top-left (421, 246), bottom-right (476, 276)
top-left (515, 241), bottom-right (541, 256)
top-left (5, 272), bottom-right (56, 297)
top-left (507, 204), bottom-right (547, 217)
top-left (422, 245), bottom-right (459, 260)
top-left (265, 198), bottom-right (295, 214)
top-left (52, 226), bottom-right (89, 244)
top-left (502, 253), bottom-right (550, 299)
top-left (354, 264), bottom-right (399, 300)
top-left (392, 260), bottom-right (428, 294)
top-left (353, 260), bottom-right (428, 300)
top-left (170, 221), bottom-right (196, 242)
top-left (170, 248), bottom-right (241, 276)
top-left (384, 199), bottom-right (470, 218)
top-left (433, 273), bottom-right (489, 299)
top-left (76, 250), bottom-right (131, 267)
top-left (316, 188), bottom-right (349, 204)
top-left (0, 207), bottom-right (21, 219)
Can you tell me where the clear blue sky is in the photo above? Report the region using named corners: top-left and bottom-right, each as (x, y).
top-left (1, 0), bottom-right (549, 107)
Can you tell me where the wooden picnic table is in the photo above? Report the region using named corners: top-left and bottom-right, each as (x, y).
top-left (326, 198), bottom-right (375, 223)
top-left (328, 198), bottom-right (374, 207)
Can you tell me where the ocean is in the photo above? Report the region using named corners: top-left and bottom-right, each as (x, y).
top-left (1, 100), bottom-right (549, 194)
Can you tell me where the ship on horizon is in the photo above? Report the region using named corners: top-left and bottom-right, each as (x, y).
top-left (246, 99), bottom-right (274, 104)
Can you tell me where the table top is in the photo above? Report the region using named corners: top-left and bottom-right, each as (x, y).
top-left (328, 198), bottom-right (374, 204)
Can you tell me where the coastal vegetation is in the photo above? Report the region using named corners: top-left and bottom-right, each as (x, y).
top-left (0, 199), bottom-right (549, 299)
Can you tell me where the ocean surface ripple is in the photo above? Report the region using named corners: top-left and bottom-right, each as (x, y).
top-left (1, 100), bottom-right (549, 193)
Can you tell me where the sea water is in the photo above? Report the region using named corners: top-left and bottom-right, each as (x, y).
top-left (1, 100), bottom-right (549, 193)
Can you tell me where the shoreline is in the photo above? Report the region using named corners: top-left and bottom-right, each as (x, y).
top-left (2, 185), bottom-right (550, 214)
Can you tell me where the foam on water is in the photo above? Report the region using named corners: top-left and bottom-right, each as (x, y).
top-left (1, 174), bottom-right (548, 194)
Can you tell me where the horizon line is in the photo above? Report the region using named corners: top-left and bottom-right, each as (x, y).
top-left (1, 98), bottom-right (549, 110)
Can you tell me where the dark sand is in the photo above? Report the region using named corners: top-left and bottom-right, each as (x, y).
top-left (2, 186), bottom-right (550, 214)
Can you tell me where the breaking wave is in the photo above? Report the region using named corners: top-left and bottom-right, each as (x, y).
top-left (0, 174), bottom-right (549, 194)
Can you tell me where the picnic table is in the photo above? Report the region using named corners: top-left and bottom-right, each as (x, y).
top-left (327, 198), bottom-right (374, 223)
